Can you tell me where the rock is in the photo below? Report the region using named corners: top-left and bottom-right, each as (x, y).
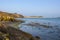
top-left (0, 11), bottom-right (24, 21)
top-left (0, 11), bottom-right (24, 18)
top-left (35, 36), bottom-right (40, 39)
top-left (23, 22), bottom-right (50, 28)
top-left (0, 23), bottom-right (40, 40)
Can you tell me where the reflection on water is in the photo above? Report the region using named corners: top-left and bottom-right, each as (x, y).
top-left (19, 18), bottom-right (60, 40)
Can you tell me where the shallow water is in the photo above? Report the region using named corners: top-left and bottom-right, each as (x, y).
top-left (18, 18), bottom-right (60, 40)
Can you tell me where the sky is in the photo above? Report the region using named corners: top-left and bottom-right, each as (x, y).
top-left (0, 0), bottom-right (60, 18)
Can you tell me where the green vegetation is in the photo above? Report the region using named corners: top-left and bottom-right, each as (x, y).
top-left (0, 11), bottom-right (24, 18)
top-left (0, 11), bottom-right (24, 21)
top-left (0, 16), bottom-right (15, 21)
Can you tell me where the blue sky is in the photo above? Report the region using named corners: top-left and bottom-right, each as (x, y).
top-left (0, 0), bottom-right (60, 17)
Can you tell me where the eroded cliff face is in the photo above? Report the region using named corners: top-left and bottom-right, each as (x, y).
top-left (0, 11), bottom-right (24, 21)
top-left (0, 11), bottom-right (24, 18)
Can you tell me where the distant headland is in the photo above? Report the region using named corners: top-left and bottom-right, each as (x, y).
top-left (24, 16), bottom-right (43, 18)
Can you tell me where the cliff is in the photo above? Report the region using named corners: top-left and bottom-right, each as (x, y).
top-left (0, 11), bottom-right (24, 18)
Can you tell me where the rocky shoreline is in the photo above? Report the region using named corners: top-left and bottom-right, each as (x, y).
top-left (0, 22), bottom-right (40, 40)
top-left (0, 11), bottom-right (40, 40)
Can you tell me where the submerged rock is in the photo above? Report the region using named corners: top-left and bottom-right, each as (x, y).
top-left (23, 22), bottom-right (51, 28)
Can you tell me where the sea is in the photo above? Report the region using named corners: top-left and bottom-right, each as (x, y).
top-left (18, 18), bottom-right (60, 40)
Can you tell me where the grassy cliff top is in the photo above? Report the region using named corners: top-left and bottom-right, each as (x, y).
top-left (0, 11), bottom-right (24, 18)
